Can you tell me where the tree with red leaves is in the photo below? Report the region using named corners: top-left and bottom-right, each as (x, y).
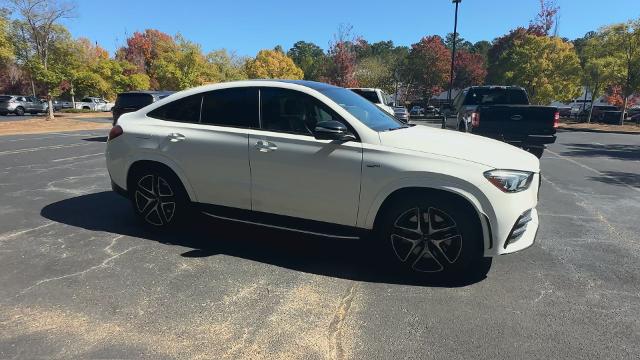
top-left (528, 0), bottom-right (559, 36)
top-left (407, 35), bottom-right (450, 101)
top-left (453, 50), bottom-right (487, 88)
top-left (116, 29), bottom-right (176, 88)
top-left (324, 25), bottom-right (359, 88)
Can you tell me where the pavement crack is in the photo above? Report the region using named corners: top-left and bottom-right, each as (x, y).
top-left (328, 283), bottom-right (357, 360)
top-left (0, 222), bottom-right (55, 243)
top-left (19, 236), bottom-right (137, 295)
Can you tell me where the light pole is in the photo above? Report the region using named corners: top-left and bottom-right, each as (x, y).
top-left (448, 0), bottom-right (461, 104)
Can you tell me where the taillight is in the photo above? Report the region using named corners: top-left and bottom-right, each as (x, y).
top-left (471, 112), bottom-right (480, 127)
top-left (553, 111), bottom-right (559, 128)
top-left (108, 125), bottom-right (123, 141)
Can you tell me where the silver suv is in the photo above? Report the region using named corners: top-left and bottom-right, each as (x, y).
top-left (0, 95), bottom-right (49, 116)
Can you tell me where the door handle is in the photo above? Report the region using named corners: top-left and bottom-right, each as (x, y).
top-left (255, 140), bottom-right (277, 152)
top-left (168, 133), bottom-right (186, 142)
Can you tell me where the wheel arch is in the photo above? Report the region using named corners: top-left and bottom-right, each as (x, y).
top-left (365, 184), bottom-right (494, 253)
top-left (126, 159), bottom-right (196, 202)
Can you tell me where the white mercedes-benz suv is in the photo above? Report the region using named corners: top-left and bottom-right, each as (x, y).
top-left (106, 80), bottom-right (540, 276)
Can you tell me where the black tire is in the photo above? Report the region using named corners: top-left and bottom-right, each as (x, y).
top-left (376, 192), bottom-right (488, 277)
top-left (128, 165), bottom-right (190, 229)
top-left (14, 107), bottom-right (24, 116)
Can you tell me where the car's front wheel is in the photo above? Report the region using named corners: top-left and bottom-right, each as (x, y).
top-left (129, 166), bottom-right (189, 228)
top-left (14, 107), bottom-right (24, 116)
top-left (377, 193), bottom-right (488, 277)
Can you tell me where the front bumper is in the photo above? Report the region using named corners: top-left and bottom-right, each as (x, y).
top-left (482, 173), bottom-right (541, 256)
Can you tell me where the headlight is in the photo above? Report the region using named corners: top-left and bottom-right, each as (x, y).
top-left (484, 170), bottom-right (534, 193)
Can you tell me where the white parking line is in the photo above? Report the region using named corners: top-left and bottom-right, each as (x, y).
top-left (0, 132), bottom-right (96, 143)
top-left (546, 149), bottom-right (640, 194)
top-left (52, 153), bottom-right (104, 162)
top-left (0, 142), bottom-right (91, 156)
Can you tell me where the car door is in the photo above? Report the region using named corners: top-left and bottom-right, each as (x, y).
top-left (145, 88), bottom-right (257, 210)
top-left (248, 87), bottom-right (363, 227)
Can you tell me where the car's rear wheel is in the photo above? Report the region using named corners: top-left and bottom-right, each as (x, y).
top-left (14, 107), bottom-right (24, 116)
top-left (377, 193), bottom-right (488, 277)
top-left (129, 166), bottom-right (189, 229)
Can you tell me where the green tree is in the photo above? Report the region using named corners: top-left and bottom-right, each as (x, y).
top-left (598, 20), bottom-right (640, 124)
top-left (445, 32), bottom-right (472, 51)
top-left (493, 35), bottom-right (581, 105)
top-left (206, 49), bottom-right (248, 81)
top-left (245, 49), bottom-right (303, 79)
top-left (7, 0), bottom-right (76, 119)
top-left (0, 9), bottom-right (13, 64)
top-left (355, 56), bottom-right (393, 92)
top-left (287, 41), bottom-right (325, 81)
top-left (579, 34), bottom-right (612, 123)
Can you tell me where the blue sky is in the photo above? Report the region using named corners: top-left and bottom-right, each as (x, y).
top-left (64, 0), bottom-right (640, 56)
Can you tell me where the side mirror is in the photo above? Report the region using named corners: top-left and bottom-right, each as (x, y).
top-left (314, 120), bottom-right (356, 141)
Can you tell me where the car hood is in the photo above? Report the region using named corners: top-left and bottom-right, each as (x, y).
top-left (378, 125), bottom-right (540, 171)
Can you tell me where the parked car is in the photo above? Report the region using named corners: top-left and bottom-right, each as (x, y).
top-left (409, 106), bottom-right (424, 118)
top-left (443, 86), bottom-right (558, 158)
top-left (348, 88), bottom-right (395, 115)
top-left (577, 105), bottom-right (619, 122)
top-left (557, 106), bottom-right (572, 118)
top-left (630, 112), bottom-right (640, 123)
top-left (600, 110), bottom-right (627, 124)
top-left (424, 105), bottom-right (440, 117)
top-left (51, 99), bottom-right (73, 111)
top-left (0, 95), bottom-right (48, 116)
top-left (393, 106), bottom-right (409, 123)
top-left (106, 80), bottom-right (541, 277)
top-left (75, 97), bottom-right (115, 112)
top-left (112, 91), bottom-right (175, 125)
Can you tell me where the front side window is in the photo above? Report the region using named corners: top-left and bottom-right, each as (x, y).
top-left (147, 94), bottom-right (202, 123)
top-left (260, 88), bottom-right (343, 135)
top-left (201, 88), bottom-right (259, 128)
top-left (318, 87), bottom-right (405, 131)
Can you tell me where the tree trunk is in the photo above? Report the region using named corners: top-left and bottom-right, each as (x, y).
top-left (30, 79), bottom-right (36, 98)
top-left (47, 91), bottom-right (54, 120)
top-left (71, 81), bottom-right (76, 108)
top-left (620, 96), bottom-right (628, 126)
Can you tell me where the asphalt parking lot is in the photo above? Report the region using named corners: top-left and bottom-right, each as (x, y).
top-left (0, 126), bottom-right (639, 359)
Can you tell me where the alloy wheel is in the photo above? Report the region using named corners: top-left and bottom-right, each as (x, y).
top-left (390, 207), bottom-right (462, 272)
top-left (134, 174), bottom-right (176, 226)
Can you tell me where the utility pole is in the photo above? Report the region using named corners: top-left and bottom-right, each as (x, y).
top-left (448, 0), bottom-right (461, 104)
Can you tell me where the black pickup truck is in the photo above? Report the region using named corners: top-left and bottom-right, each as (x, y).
top-left (443, 86), bottom-right (558, 158)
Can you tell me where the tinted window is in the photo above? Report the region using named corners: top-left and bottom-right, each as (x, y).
top-left (201, 88), bottom-right (259, 128)
top-left (81, 98), bottom-right (92, 102)
top-left (464, 88), bottom-right (529, 105)
top-left (147, 94), bottom-right (202, 123)
top-left (116, 93), bottom-right (155, 109)
top-left (260, 88), bottom-right (343, 135)
top-left (0, 96), bottom-right (12, 101)
top-left (317, 87), bottom-right (405, 131)
top-left (351, 89), bottom-right (380, 103)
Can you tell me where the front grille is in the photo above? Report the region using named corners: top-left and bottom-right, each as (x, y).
top-left (504, 209), bottom-right (533, 248)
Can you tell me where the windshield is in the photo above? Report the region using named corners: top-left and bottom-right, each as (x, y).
top-left (319, 87), bottom-right (405, 131)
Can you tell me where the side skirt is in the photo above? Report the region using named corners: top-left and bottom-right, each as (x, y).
top-left (195, 203), bottom-right (368, 240)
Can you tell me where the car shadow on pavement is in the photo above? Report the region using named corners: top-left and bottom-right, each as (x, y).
top-left (82, 136), bottom-right (108, 142)
top-left (560, 143), bottom-right (640, 161)
top-left (589, 171), bottom-right (640, 188)
top-left (40, 191), bottom-right (490, 288)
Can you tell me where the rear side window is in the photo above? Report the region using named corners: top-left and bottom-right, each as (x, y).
top-left (147, 94), bottom-right (202, 123)
top-left (201, 88), bottom-right (259, 128)
top-left (115, 93), bottom-right (154, 109)
top-left (0, 96), bottom-right (12, 101)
